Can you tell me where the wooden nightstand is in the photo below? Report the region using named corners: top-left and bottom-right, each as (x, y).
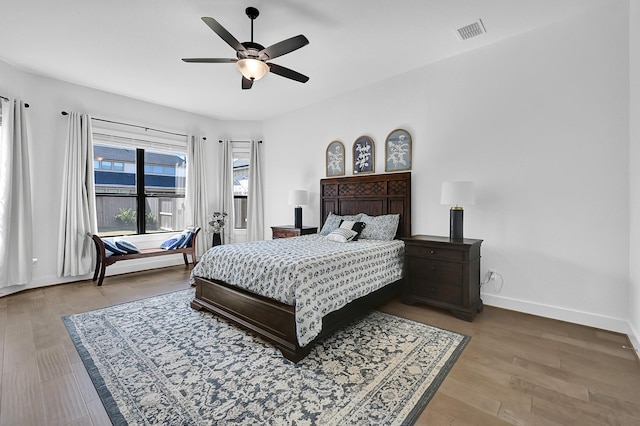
top-left (402, 235), bottom-right (483, 321)
top-left (271, 225), bottom-right (318, 239)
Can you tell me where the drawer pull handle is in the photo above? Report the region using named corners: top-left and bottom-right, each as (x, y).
top-left (431, 266), bottom-right (436, 271)
top-left (430, 250), bottom-right (435, 254)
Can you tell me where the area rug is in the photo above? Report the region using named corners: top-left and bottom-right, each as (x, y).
top-left (63, 289), bottom-right (469, 425)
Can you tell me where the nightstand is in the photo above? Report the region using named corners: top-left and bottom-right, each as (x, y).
top-left (271, 225), bottom-right (318, 239)
top-left (402, 235), bottom-right (483, 321)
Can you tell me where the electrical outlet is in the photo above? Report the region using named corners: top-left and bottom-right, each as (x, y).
top-left (32, 258), bottom-right (38, 266)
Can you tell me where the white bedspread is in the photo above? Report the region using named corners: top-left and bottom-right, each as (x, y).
top-left (190, 234), bottom-right (404, 346)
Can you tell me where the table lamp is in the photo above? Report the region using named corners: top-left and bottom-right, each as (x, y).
top-left (288, 189), bottom-right (308, 229)
top-left (441, 181), bottom-right (475, 240)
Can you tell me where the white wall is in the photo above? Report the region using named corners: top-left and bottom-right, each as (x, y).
top-left (629, 0), bottom-right (640, 350)
top-left (0, 61), bottom-right (262, 296)
top-left (1, 3), bottom-right (635, 343)
top-left (264, 3), bottom-right (631, 333)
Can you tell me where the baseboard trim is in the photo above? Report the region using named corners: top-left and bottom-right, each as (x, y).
top-left (0, 256), bottom-right (187, 297)
top-left (627, 322), bottom-right (640, 361)
top-left (481, 293), bottom-right (629, 334)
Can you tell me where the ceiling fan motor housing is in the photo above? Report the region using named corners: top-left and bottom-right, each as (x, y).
top-left (238, 41), bottom-right (265, 60)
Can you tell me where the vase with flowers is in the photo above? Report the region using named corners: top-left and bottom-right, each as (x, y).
top-left (208, 212), bottom-right (228, 246)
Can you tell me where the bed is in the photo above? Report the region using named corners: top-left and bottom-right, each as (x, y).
top-left (190, 172), bottom-right (411, 362)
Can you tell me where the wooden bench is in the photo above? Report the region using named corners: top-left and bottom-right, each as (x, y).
top-left (90, 228), bottom-right (201, 286)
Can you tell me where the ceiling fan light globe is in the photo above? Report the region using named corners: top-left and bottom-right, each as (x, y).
top-left (236, 59), bottom-right (269, 81)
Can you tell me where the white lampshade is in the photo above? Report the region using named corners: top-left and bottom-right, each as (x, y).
top-left (441, 181), bottom-right (475, 207)
top-left (288, 189), bottom-right (308, 206)
top-left (236, 59), bottom-right (269, 81)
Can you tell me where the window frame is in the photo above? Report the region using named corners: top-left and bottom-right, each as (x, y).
top-left (92, 127), bottom-right (188, 237)
top-left (232, 145), bottom-right (250, 231)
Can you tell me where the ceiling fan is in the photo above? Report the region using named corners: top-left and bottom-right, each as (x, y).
top-left (182, 7), bottom-right (310, 90)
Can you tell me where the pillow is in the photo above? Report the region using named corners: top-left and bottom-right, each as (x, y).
top-left (359, 214), bottom-right (400, 241)
top-left (177, 229), bottom-right (193, 249)
top-left (325, 228), bottom-right (358, 243)
top-left (338, 220), bottom-right (366, 241)
top-left (319, 212), bottom-right (363, 236)
top-left (103, 239), bottom-right (127, 255)
top-left (180, 226), bottom-right (201, 248)
top-left (115, 239), bottom-right (139, 254)
top-left (161, 233), bottom-right (186, 250)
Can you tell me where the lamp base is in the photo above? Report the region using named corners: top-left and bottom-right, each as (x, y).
top-left (450, 208), bottom-right (464, 240)
top-left (294, 207), bottom-right (302, 229)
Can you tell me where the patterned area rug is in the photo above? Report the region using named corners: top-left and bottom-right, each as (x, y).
top-left (63, 289), bottom-right (469, 425)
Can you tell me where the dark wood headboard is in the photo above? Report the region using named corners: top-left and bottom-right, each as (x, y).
top-left (320, 172), bottom-right (412, 239)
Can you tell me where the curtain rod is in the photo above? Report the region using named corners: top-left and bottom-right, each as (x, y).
top-left (0, 95), bottom-right (30, 108)
top-left (218, 139), bottom-right (263, 143)
top-left (60, 111), bottom-right (205, 140)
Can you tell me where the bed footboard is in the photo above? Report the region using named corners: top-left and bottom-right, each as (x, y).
top-left (191, 276), bottom-right (402, 362)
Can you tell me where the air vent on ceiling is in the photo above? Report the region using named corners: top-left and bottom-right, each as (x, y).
top-left (456, 19), bottom-right (486, 40)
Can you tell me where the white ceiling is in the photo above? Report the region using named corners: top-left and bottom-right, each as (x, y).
top-left (0, 0), bottom-right (615, 121)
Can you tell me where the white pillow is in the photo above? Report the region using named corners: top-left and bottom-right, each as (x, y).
top-left (325, 228), bottom-right (358, 243)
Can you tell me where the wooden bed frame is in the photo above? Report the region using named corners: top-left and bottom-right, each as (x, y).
top-left (191, 172), bottom-right (411, 362)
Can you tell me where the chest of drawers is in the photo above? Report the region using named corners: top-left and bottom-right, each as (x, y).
top-left (402, 235), bottom-right (483, 321)
top-left (271, 225), bottom-right (318, 239)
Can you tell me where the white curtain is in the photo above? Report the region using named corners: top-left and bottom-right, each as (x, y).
top-left (186, 135), bottom-right (210, 257)
top-left (219, 140), bottom-right (235, 244)
top-left (247, 140), bottom-right (264, 241)
top-left (57, 112), bottom-right (98, 277)
top-left (0, 98), bottom-right (33, 288)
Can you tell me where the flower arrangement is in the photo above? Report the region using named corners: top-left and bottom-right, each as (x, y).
top-left (208, 212), bottom-right (228, 234)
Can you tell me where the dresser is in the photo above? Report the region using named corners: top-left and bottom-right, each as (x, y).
top-left (271, 225), bottom-right (318, 239)
top-left (402, 235), bottom-right (483, 321)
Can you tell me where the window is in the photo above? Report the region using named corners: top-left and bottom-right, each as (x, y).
top-left (144, 149), bottom-right (186, 233)
top-left (93, 131), bottom-right (187, 237)
top-left (233, 153), bottom-right (250, 230)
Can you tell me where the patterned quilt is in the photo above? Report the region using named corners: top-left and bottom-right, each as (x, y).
top-left (190, 234), bottom-right (404, 346)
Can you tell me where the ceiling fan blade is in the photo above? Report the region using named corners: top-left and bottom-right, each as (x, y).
top-left (182, 58), bottom-right (237, 63)
top-left (242, 76), bottom-right (254, 90)
top-left (268, 63), bottom-right (309, 83)
top-left (201, 17), bottom-right (246, 53)
top-left (259, 35), bottom-right (309, 61)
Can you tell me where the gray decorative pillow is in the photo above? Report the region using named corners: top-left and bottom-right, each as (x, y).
top-left (359, 214), bottom-right (400, 241)
top-left (319, 212), bottom-right (363, 235)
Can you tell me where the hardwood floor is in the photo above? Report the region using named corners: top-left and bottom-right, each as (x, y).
top-left (1, 267), bottom-right (639, 425)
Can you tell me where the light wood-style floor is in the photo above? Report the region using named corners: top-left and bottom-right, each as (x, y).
top-left (1, 266), bottom-right (639, 426)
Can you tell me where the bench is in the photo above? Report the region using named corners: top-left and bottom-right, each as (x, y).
top-left (90, 228), bottom-right (201, 286)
